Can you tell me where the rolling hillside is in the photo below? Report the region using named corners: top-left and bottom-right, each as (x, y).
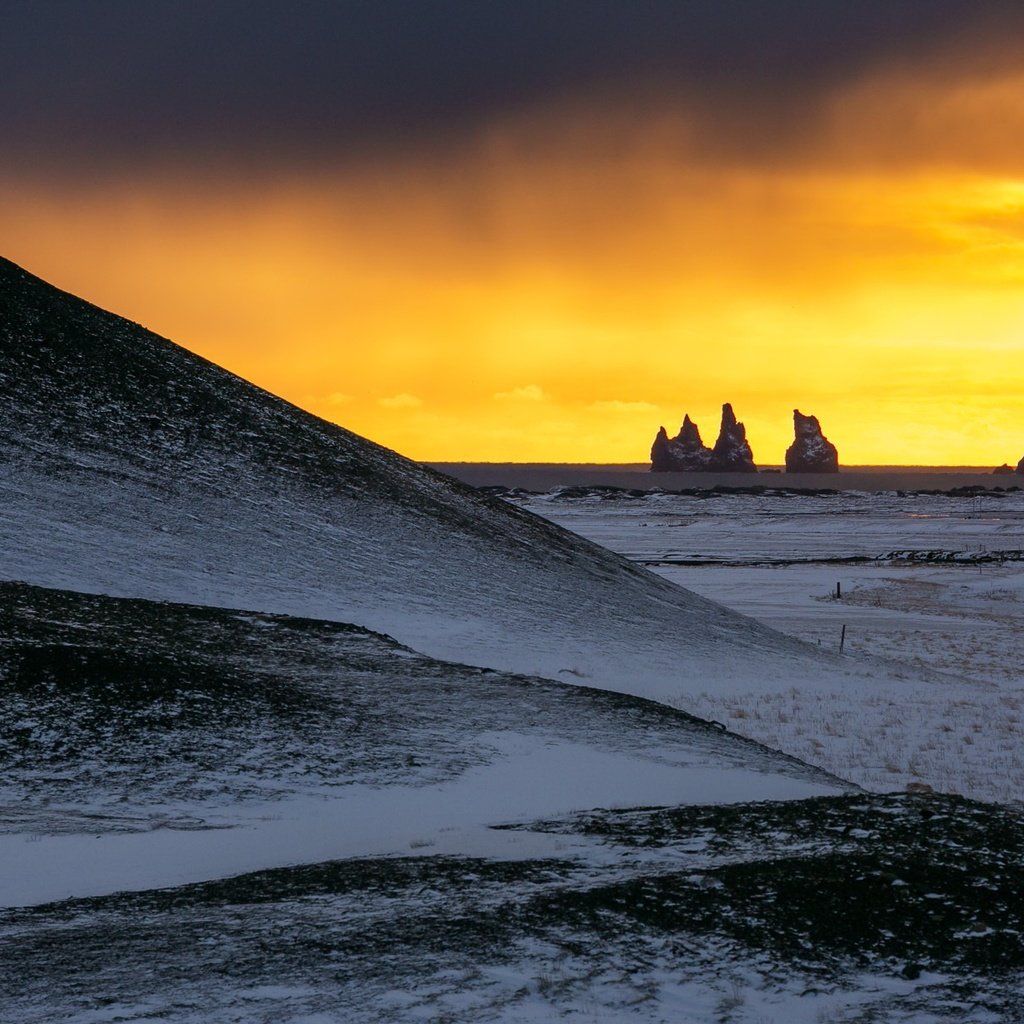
top-left (1, 255), bottom-right (835, 703)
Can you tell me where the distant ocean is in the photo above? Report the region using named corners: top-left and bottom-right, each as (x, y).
top-left (427, 463), bottom-right (1013, 492)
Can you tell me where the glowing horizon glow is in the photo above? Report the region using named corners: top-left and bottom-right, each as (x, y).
top-left (5, 68), bottom-right (1024, 466)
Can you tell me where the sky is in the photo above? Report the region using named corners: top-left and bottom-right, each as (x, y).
top-left (4, 0), bottom-right (1024, 465)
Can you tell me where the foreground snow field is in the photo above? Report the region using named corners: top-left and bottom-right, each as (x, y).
top-left (5, 585), bottom-right (1021, 1022)
top-left (1, 583), bottom-right (1021, 1022)
top-left (4, 786), bottom-right (1023, 1023)
top-left (512, 486), bottom-right (1024, 803)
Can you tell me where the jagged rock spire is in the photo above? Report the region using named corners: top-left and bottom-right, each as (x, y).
top-left (677, 414), bottom-right (704, 449)
top-left (651, 405), bottom-right (756, 472)
top-left (785, 410), bottom-right (839, 473)
top-left (651, 414), bottom-right (714, 471)
top-left (710, 403), bottom-right (757, 472)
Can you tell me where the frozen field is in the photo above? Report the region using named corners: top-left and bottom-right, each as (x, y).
top-left (513, 486), bottom-right (1024, 804)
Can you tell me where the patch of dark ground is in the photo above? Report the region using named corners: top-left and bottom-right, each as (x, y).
top-left (643, 550), bottom-right (1024, 568)
top-left (0, 581), bottom-right (824, 824)
top-left (481, 484), bottom-right (1022, 501)
top-left (1, 793), bottom-right (1021, 1023)
top-left (514, 794), bottom-right (1024, 987)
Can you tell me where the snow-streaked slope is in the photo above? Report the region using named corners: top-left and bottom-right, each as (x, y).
top-left (0, 255), bottom-right (834, 704)
top-left (0, 582), bottom-right (845, 907)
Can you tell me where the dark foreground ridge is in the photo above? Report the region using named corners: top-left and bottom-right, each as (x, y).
top-left (2, 793), bottom-right (1021, 1021)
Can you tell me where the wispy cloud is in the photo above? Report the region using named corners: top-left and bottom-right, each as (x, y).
top-left (379, 393), bottom-right (423, 409)
top-left (494, 384), bottom-right (546, 402)
top-left (591, 400), bottom-right (658, 413)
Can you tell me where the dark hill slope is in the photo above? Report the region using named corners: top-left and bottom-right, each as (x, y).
top-left (0, 579), bottom-right (846, 903)
top-left (0, 256), bottom-right (831, 702)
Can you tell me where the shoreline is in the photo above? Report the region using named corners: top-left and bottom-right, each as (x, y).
top-left (427, 462), bottom-right (1021, 493)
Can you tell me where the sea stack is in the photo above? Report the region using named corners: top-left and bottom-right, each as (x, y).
top-left (710, 403), bottom-right (757, 472)
top-left (1017, 456), bottom-right (1024, 476)
top-left (651, 404), bottom-right (756, 472)
top-left (650, 415), bottom-right (713, 471)
top-left (785, 409), bottom-right (839, 473)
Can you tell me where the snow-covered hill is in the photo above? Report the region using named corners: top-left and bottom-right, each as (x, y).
top-left (0, 255), bottom-right (834, 705)
top-left (0, 581), bottom-right (845, 907)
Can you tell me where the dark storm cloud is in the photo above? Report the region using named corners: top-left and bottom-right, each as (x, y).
top-left (2, 0), bottom-right (1021, 175)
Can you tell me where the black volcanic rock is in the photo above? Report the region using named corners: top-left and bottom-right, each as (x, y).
top-left (1018, 456), bottom-right (1024, 476)
top-left (651, 405), bottom-right (756, 472)
top-left (651, 415), bottom-right (713, 471)
top-left (710, 403), bottom-right (757, 472)
top-left (651, 426), bottom-right (672, 470)
top-left (785, 410), bottom-right (839, 474)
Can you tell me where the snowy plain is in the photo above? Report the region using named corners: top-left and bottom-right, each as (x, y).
top-left (512, 485), bottom-right (1024, 804)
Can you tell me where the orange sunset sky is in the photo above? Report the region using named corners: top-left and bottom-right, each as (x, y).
top-left (4, 2), bottom-right (1024, 465)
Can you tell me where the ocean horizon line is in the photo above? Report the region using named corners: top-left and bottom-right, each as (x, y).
top-left (427, 461), bottom-right (1008, 473)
